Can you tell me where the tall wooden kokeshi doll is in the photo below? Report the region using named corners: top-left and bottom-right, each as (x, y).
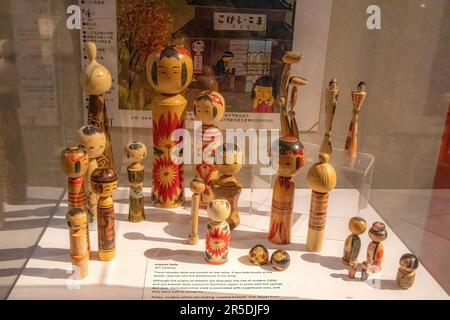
top-left (193, 91), bottom-right (225, 206)
top-left (212, 144), bottom-right (243, 230)
top-left (81, 42), bottom-right (114, 169)
top-left (366, 221), bottom-right (387, 273)
top-left (268, 137), bottom-right (305, 244)
top-left (91, 168), bottom-right (118, 261)
top-left (66, 208), bottom-right (89, 279)
top-left (320, 77), bottom-right (339, 155)
top-left (78, 125), bottom-right (106, 221)
top-left (146, 45), bottom-right (193, 208)
top-left (188, 177), bottom-right (205, 245)
top-left (306, 153), bottom-right (337, 252)
top-left (205, 199), bottom-right (231, 265)
top-left (396, 253), bottom-right (419, 289)
top-left (124, 142), bottom-right (147, 223)
top-left (60, 146), bottom-right (90, 250)
top-left (344, 82), bottom-right (367, 158)
top-left (342, 216), bottom-right (367, 265)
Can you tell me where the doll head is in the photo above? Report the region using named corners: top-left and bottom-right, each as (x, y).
top-left (215, 144), bottom-right (242, 176)
top-left (207, 198), bottom-right (231, 223)
top-left (222, 50), bottom-right (234, 63)
top-left (307, 153), bottom-right (337, 193)
top-left (66, 208), bottom-right (88, 230)
top-left (80, 42), bottom-right (112, 95)
top-left (78, 125), bottom-right (106, 159)
top-left (251, 76), bottom-right (276, 102)
top-left (60, 146), bottom-right (89, 178)
top-left (189, 177), bottom-right (206, 195)
top-left (329, 77), bottom-right (338, 91)
top-left (348, 216), bottom-right (367, 235)
top-left (399, 253), bottom-right (419, 272)
top-left (146, 45), bottom-right (193, 94)
top-left (193, 90), bottom-right (225, 126)
top-left (91, 167), bottom-right (119, 198)
top-left (124, 141), bottom-right (147, 163)
top-left (357, 81), bottom-right (367, 92)
top-left (276, 136), bottom-right (305, 177)
top-left (368, 222), bottom-right (387, 242)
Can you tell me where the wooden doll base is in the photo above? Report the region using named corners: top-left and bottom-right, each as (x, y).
top-left (205, 258), bottom-right (228, 265)
top-left (188, 233), bottom-right (199, 245)
top-left (72, 257), bottom-right (88, 279)
top-left (99, 249), bottom-right (116, 261)
top-left (306, 229), bottom-right (324, 252)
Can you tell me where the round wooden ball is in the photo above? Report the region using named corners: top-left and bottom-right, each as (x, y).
top-left (270, 249), bottom-right (290, 271)
top-left (249, 244), bottom-right (269, 265)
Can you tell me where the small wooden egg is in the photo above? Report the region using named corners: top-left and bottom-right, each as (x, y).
top-left (248, 244), bottom-right (269, 265)
top-left (270, 249), bottom-right (290, 271)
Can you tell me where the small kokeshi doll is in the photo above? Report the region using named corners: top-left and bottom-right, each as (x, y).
top-left (366, 221), bottom-right (387, 273)
top-left (348, 259), bottom-right (358, 279)
top-left (342, 216), bottom-right (367, 265)
top-left (81, 42), bottom-right (114, 169)
top-left (193, 90), bottom-right (225, 205)
top-left (344, 81), bottom-right (367, 158)
top-left (268, 136), bottom-right (305, 244)
top-left (124, 141), bottom-right (147, 223)
top-left (205, 199), bottom-right (231, 265)
top-left (249, 244), bottom-right (269, 265)
top-left (188, 177), bottom-right (205, 245)
top-left (212, 144), bottom-right (243, 230)
top-left (91, 167), bottom-right (119, 261)
top-left (78, 125), bottom-right (106, 221)
top-left (251, 75), bottom-right (276, 113)
top-left (306, 153), bottom-right (337, 252)
top-left (66, 208), bottom-right (89, 279)
top-left (396, 253), bottom-right (419, 289)
top-left (271, 249), bottom-right (291, 271)
top-left (361, 260), bottom-right (370, 281)
top-left (320, 77), bottom-right (339, 155)
top-left (146, 45), bottom-right (193, 208)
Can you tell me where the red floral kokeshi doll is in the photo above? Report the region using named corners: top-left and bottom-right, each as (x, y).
top-left (205, 199), bottom-right (231, 265)
top-left (146, 45), bottom-right (193, 208)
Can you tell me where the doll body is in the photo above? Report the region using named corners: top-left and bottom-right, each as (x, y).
top-left (320, 77), bottom-right (339, 155)
top-left (342, 216), bottom-right (367, 265)
top-left (205, 199), bottom-right (231, 264)
top-left (66, 208), bottom-right (89, 279)
top-left (345, 82), bottom-right (367, 158)
top-left (188, 178), bottom-right (205, 245)
top-left (366, 221), bottom-right (387, 273)
top-left (125, 142), bottom-right (147, 222)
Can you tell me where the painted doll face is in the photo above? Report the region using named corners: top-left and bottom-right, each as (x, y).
top-left (254, 85), bottom-right (273, 101)
top-left (125, 141), bottom-right (147, 162)
top-left (91, 168), bottom-right (119, 197)
top-left (189, 177), bottom-right (206, 194)
top-left (399, 254), bottom-right (418, 272)
top-left (66, 208), bottom-right (88, 230)
top-left (207, 199), bottom-right (230, 222)
top-left (60, 146), bottom-right (89, 178)
top-left (78, 125), bottom-right (106, 159)
top-left (276, 137), bottom-right (305, 177)
top-left (146, 46), bottom-right (193, 94)
top-left (368, 222), bottom-right (387, 242)
top-left (193, 91), bottom-right (225, 126)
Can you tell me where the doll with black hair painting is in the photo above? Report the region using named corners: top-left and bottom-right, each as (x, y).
top-left (251, 75), bottom-right (276, 113)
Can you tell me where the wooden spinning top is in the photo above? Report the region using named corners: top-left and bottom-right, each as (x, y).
top-left (81, 42), bottom-right (112, 96)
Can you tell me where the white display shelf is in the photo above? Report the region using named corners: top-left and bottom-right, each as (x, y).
top-left (7, 187), bottom-right (448, 300)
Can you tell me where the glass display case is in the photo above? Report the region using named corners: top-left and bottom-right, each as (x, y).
top-left (0, 0), bottom-right (449, 300)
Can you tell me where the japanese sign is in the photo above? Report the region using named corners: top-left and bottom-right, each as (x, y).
top-left (213, 12), bottom-right (267, 32)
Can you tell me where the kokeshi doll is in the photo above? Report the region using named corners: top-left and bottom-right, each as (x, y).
top-left (361, 260), bottom-right (370, 281)
top-left (66, 208), bottom-right (89, 279)
top-left (78, 125), bottom-right (106, 221)
top-left (344, 81), bottom-right (367, 158)
top-left (193, 91), bottom-right (225, 205)
top-left (396, 253), bottom-right (419, 289)
top-left (91, 167), bottom-right (119, 261)
top-left (212, 144), bottom-right (243, 230)
top-left (124, 142), bottom-right (147, 223)
top-left (81, 42), bottom-right (114, 169)
top-left (342, 216), bottom-right (367, 266)
top-left (60, 146), bottom-right (90, 250)
top-left (366, 221), bottom-right (387, 273)
top-left (146, 45), bottom-right (193, 208)
top-left (287, 76), bottom-right (308, 139)
top-left (306, 153), bottom-right (337, 252)
top-left (188, 177), bottom-right (205, 245)
top-left (320, 77), bottom-right (339, 155)
top-left (205, 199), bottom-right (231, 265)
top-left (268, 137), bottom-right (305, 244)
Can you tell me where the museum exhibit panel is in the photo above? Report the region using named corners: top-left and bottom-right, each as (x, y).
top-left (0, 0), bottom-right (449, 300)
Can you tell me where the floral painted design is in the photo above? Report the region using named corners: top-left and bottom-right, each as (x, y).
top-left (205, 223), bottom-right (230, 264)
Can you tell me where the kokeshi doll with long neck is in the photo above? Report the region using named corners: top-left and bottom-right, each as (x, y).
top-left (124, 142), bottom-right (147, 223)
top-left (205, 199), bottom-right (231, 265)
top-left (212, 144), bottom-right (243, 230)
top-left (188, 177), bottom-right (205, 245)
top-left (342, 216), bottom-right (367, 266)
top-left (396, 253), bottom-right (419, 289)
top-left (78, 125), bottom-right (106, 221)
top-left (366, 221), bottom-right (387, 273)
top-left (268, 137), bottom-right (305, 244)
top-left (344, 81), bottom-right (367, 158)
top-left (60, 146), bottom-right (90, 251)
top-left (81, 42), bottom-right (114, 169)
top-left (91, 167), bottom-right (118, 261)
top-left (320, 77), bottom-right (339, 155)
top-left (146, 45), bottom-right (193, 208)
top-left (193, 91), bottom-right (225, 206)
top-left (66, 208), bottom-right (89, 279)
top-left (306, 153), bottom-right (337, 252)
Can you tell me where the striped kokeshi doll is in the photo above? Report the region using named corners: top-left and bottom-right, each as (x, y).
top-left (366, 221), bottom-right (388, 273)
